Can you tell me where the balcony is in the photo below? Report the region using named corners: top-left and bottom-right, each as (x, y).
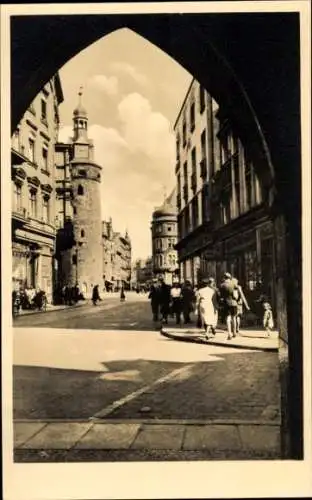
top-left (191, 172), bottom-right (197, 192)
top-left (200, 158), bottom-right (207, 179)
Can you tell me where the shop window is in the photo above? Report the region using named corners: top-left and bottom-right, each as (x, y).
top-left (77, 185), bottom-right (84, 195)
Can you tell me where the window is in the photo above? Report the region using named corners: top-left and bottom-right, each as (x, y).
top-left (42, 147), bottom-right (48, 171)
top-left (42, 196), bottom-right (50, 222)
top-left (28, 138), bottom-right (35, 163)
top-left (13, 183), bottom-right (22, 213)
top-left (183, 161), bottom-right (188, 182)
top-left (176, 133), bottom-right (180, 161)
top-left (199, 85), bottom-right (205, 113)
top-left (12, 128), bottom-right (20, 152)
top-left (192, 196), bottom-right (199, 228)
top-left (191, 147), bottom-right (196, 173)
top-left (182, 121), bottom-right (187, 147)
top-left (41, 99), bottom-right (47, 121)
top-left (73, 206), bottom-right (77, 215)
top-left (168, 226), bottom-right (172, 232)
top-left (245, 161), bottom-right (253, 210)
top-left (77, 185), bottom-right (84, 195)
top-left (81, 229), bottom-right (85, 238)
top-left (29, 190), bottom-right (37, 218)
top-left (201, 130), bottom-right (206, 161)
top-left (190, 102), bottom-right (195, 131)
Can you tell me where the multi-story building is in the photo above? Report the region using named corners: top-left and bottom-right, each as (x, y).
top-left (102, 218), bottom-right (114, 290)
top-left (174, 78), bottom-right (275, 306)
top-left (55, 90), bottom-right (103, 297)
top-left (151, 190), bottom-right (179, 285)
top-left (134, 257), bottom-right (153, 289)
top-left (112, 231), bottom-right (132, 290)
top-left (11, 74), bottom-right (64, 300)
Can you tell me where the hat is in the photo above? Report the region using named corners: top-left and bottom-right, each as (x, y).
top-left (224, 272), bottom-right (232, 279)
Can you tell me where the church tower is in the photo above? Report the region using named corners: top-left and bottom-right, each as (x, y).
top-left (70, 88), bottom-right (102, 296)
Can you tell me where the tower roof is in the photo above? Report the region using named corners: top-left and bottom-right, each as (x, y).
top-left (73, 86), bottom-right (87, 118)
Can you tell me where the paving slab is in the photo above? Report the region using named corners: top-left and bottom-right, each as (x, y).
top-left (183, 424), bottom-right (241, 451)
top-left (14, 422), bottom-right (47, 448)
top-left (74, 423), bottom-right (140, 449)
top-left (21, 422), bottom-right (92, 450)
top-left (131, 424), bottom-right (184, 450)
top-left (238, 424), bottom-right (281, 453)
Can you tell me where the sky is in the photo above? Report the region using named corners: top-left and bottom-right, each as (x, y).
top-left (58, 28), bottom-right (192, 261)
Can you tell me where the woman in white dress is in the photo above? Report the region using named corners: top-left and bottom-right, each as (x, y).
top-left (197, 277), bottom-right (219, 339)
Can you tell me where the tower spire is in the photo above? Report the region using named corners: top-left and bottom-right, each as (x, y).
top-left (78, 86), bottom-right (83, 105)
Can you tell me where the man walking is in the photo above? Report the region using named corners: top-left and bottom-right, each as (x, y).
top-left (148, 280), bottom-right (160, 322)
top-left (219, 272), bottom-right (239, 340)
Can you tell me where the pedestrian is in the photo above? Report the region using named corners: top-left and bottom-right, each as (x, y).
top-left (181, 280), bottom-right (195, 324)
top-left (148, 280), bottom-right (160, 322)
top-left (263, 300), bottom-right (274, 336)
top-left (232, 277), bottom-right (250, 334)
top-left (170, 281), bottom-right (183, 325)
top-left (196, 277), bottom-right (219, 339)
top-left (158, 277), bottom-right (171, 324)
top-left (92, 284), bottom-right (100, 306)
top-left (120, 285), bottom-right (126, 302)
top-left (219, 272), bottom-right (239, 340)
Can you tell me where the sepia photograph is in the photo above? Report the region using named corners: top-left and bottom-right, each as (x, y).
top-left (1, 1), bottom-right (311, 499)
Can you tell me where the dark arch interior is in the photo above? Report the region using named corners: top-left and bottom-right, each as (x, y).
top-left (10, 12), bottom-right (302, 458)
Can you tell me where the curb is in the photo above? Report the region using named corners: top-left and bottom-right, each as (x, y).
top-left (160, 328), bottom-right (278, 352)
top-left (14, 302), bottom-right (87, 318)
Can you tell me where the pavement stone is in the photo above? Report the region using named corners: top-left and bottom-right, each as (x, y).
top-left (131, 424), bottom-right (184, 450)
top-left (183, 424), bottom-right (241, 451)
top-left (74, 423), bottom-right (140, 449)
top-left (21, 422), bottom-right (92, 450)
top-left (238, 424), bottom-right (281, 453)
top-left (14, 422), bottom-right (47, 448)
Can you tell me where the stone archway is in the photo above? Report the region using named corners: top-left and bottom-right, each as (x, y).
top-left (10, 13), bottom-right (302, 458)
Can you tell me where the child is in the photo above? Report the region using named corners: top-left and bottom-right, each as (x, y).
top-left (263, 301), bottom-right (274, 336)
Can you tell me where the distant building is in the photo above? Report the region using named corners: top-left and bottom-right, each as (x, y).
top-left (151, 190), bottom-right (179, 285)
top-left (134, 257), bottom-right (153, 289)
top-left (55, 89), bottom-right (102, 297)
top-left (101, 218), bottom-right (132, 291)
top-left (174, 78), bottom-right (274, 305)
top-left (112, 231), bottom-right (132, 290)
top-left (11, 73), bottom-right (64, 300)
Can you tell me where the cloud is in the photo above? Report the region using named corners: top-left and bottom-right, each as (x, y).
top-left (57, 93), bottom-right (176, 260)
top-left (111, 62), bottom-right (148, 86)
top-left (88, 74), bottom-right (119, 96)
top-left (117, 92), bottom-right (175, 164)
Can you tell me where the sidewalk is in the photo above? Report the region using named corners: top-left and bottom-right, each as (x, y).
top-left (161, 326), bottom-right (279, 352)
top-left (14, 301), bottom-right (87, 317)
top-left (14, 417), bottom-right (281, 461)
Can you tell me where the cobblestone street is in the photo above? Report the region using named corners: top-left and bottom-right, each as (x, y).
top-left (13, 296), bottom-right (281, 461)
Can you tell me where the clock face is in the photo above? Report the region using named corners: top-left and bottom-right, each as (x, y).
top-left (75, 144), bottom-right (88, 159)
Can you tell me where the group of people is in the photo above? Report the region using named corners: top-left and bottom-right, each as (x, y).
top-left (12, 287), bottom-right (47, 314)
top-left (149, 273), bottom-right (274, 339)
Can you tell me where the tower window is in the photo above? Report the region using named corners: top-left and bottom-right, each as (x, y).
top-left (77, 185), bottom-right (84, 195)
top-left (81, 229), bottom-right (85, 238)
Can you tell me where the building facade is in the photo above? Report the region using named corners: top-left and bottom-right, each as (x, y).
top-left (134, 257), bottom-right (153, 289)
top-left (102, 219), bottom-right (132, 291)
top-left (175, 78), bottom-right (275, 306)
top-left (151, 190), bottom-right (179, 285)
top-left (11, 74), bottom-right (64, 299)
top-left (55, 91), bottom-right (102, 297)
